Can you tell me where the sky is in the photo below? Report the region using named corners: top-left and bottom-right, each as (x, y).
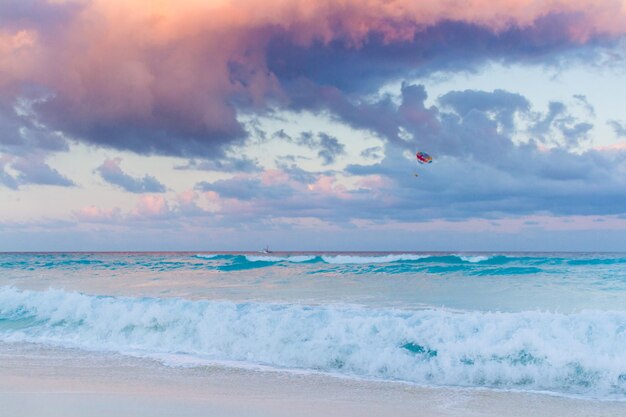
top-left (2, 0), bottom-right (626, 251)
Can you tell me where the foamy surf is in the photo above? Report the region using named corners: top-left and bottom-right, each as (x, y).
top-left (1, 286), bottom-right (625, 400)
top-left (320, 254), bottom-right (429, 264)
top-left (194, 254), bottom-right (220, 259)
top-left (458, 255), bottom-right (491, 263)
top-left (5, 253), bottom-right (626, 276)
top-left (244, 255), bottom-right (317, 263)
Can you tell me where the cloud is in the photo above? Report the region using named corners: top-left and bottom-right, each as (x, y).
top-left (1, 0), bottom-right (626, 157)
top-left (608, 120), bottom-right (626, 137)
top-left (558, 121), bottom-right (593, 147)
top-left (438, 89), bottom-right (530, 132)
top-left (175, 156), bottom-right (261, 173)
top-left (132, 195), bottom-right (171, 219)
top-left (74, 190), bottom-right (206, 225)
top-left (0, 103), bottom-right (24, 148)
top-left (286, 131), bottom-right (346, 165)
top-left (0, 94), bottom-right (74, 189)
top-left (573, 94), bottom-right (596, 117)
top-left (274, 160), bottom-right (319, 183)
top-left (340, 85), bottom-right (624, 219)
top-left (0, 153), bottom-right (74, 188)
top-left (531, 101), bottom-right (567, 137)
top-left (528, 100), bottom-right (595, 147)
top-left (0, 0), bottom-right (81, 31)
top-left (0, 155), bottom-right (19, 189)
top-left (196, 175), bottom-right (294, 201)
top-left (316, 133), bottom-right (346, 165)
top-left (361, 146), bottom-right (383, 159)
top-left (11, 154), bottom-right (74, 186)
top-left (96, 158), bottom-right (166, 193)
top-left (0, 97), bottom-right (69, 157)
top-left (187, 84), bottom-right (626, 225)
top-left (73, 205), bottom-right (122, 223)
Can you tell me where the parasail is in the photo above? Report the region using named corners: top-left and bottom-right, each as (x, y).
top-left (416, 151), bottom-right (432, 164)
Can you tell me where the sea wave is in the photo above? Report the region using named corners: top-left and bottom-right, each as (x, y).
top-left (457, 255), bottom-right (491, 263)
top-left (1, 286), bottom-right (625, 399)
top-left (320, 254), bottom-right (428, 264)
top-left (194, 254), bottom-right (220, 259)
top-left (4, 253), bottom-right (626, 276)
top-left (244, 255), bottom-right (318, 263)
top-left (201, 254), bottom-right (550, 274)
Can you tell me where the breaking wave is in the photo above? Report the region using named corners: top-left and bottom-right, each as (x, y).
top-left (3, 253), bottom-right (626, 277)
top-left (1, 286), bottom-right (625, 400)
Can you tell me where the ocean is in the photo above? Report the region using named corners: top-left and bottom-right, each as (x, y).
top-left (1, 252), bottom-right (625, 405)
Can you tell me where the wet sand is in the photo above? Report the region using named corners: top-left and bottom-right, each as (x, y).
top-left (1, 343), bottom-right (624, 417)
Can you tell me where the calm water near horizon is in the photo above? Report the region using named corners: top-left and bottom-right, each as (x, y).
top-left (1, 251), bottom-right (625, 401)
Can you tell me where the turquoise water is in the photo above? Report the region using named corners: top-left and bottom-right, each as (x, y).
top-left (0, 252), bottom-right (625, 399)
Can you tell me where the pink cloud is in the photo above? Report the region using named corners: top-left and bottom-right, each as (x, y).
top-left (306, 175), bottom-right (349, 196)
top-left (1, 0), bottom-right (625, 156)
top-left (133, 195), bottom-right (171, 219)
top-left (73, 192), bottom-right (204, 224)
top-left (260, 169), bottom-right (290, 186)
top-left (356, 174), bottom-right (393, 190)
top-left (74, 205), bottom-right (122, 223)
top-left (595, 141), bottom-right (626, 151)
top-left (176, 190), bottom-right (198, 206)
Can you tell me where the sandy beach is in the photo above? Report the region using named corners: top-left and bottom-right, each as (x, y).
top-left (1, 343), bottom-right (624, 417)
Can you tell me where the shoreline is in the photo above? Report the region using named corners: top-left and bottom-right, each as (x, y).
top-left (1, 343), bottom-right (625, 417)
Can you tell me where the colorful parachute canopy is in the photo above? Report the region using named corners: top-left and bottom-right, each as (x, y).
top-left (416, 151), bottom-right (432, 164)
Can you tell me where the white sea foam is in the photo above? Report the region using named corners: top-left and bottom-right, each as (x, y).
top-left (321, 254), bottom-right (427, 264)
top-left (458, 255), bottom-right (491, 263)
top-left (244, 255), bottom-right (317, 263)
top-left (1, 286), bottom-right (625, 399)
top-left (194, 254), bottom-right (220, 259)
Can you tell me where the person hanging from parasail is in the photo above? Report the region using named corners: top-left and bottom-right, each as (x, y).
top-left (414, 151), bottom-right (432, 176)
